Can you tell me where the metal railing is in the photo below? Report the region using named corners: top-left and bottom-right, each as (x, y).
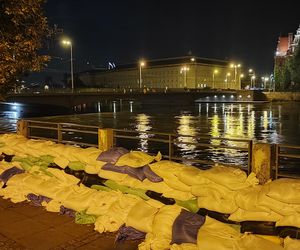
top-left (275, 144), bottom-right (300, 179)
top-left (21, 119), bottom-right (253, 171)
top-left (24, 120), bottom-right (99, 148)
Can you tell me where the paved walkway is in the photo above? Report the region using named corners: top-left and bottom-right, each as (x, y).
top-left (0, 198), bottom-right (140, 250)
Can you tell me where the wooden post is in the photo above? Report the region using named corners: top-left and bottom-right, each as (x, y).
top-left (98, 128), bottom-right (113, 151)
top-left (17, 120), bottom-right (28, 137)
top-left (252, 143), bottom-right (272, 184)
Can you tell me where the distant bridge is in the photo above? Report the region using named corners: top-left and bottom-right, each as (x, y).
top-left (6, 88), bottom-right (261, 108)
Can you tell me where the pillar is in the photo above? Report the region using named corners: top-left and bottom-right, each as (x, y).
top-left (251, 143), bottom-right (272, 184)
top-left (98, 128), bottom-right (113, 151)
top-left (17, 120), bottom-right (28, 137)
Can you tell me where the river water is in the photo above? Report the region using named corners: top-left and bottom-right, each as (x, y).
top-left (1, 101), bottom-right (300, 168)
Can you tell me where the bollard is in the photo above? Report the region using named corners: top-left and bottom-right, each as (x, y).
top-left (98, 128), bottom-right (113, 151)
top-left (251, 143), bottom-right (272, 184)
top-left (17, 120), bottom-right (28, 138)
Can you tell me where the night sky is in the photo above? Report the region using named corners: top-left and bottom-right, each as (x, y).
top-left (37, 0), bottom-right (299, 84)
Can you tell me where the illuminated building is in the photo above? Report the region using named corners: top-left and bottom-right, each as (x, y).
top-left (78, 56), bottom-right (242, 90)
top-left (274, 25), bottom-right (300, 69)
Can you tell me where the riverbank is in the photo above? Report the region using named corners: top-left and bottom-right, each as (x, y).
top-left (264, 92), bottom-right (300, 101)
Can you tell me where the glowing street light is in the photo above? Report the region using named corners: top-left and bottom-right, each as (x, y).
top-left (225, 72), bottom-right (231, 89)
top-left (249, 69), bottom-right (256, 88)
top-left (261, 76), bottom-right (269, 89)
top-left (230, 63), bottom-right (241, 89)
top-left (212, 69), bottom-right (218, 89)
top-left (180, 66), bottom-right (190, 88)
top-left (139, 60), bottom-right (145, 89)
top-left (61, 39), bottom-right (74, 91)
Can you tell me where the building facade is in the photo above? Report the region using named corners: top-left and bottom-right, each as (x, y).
top-left (78, 56), bottom-right (242, 90)
top-left (275, 25), bottom-right (300, 67)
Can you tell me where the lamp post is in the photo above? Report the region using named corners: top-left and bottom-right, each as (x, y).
top-left (139, 60), bottom-right (145, 89)
top-left (212, 69), bottom-right (218, 89)
top-left (249, 69), bottom-right (256, 89)
top-left (180, 66), bottom-right (190, 88)
top-left (62, 39), bottom-right (74, 92)
top-left (225, 73), bottom-right (231, 89)
top-left (261, 76), bottom-right (269, 90)
top-left (230, 63), bottom-right (241, 89)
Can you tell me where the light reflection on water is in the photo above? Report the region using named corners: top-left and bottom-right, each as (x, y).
top-left (1, 101), bottom-right (300, 166)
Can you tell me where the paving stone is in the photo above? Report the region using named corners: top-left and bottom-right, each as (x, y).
top-left (0, 218), bottom-right (49, 240)
top-left (56, 221), bottom-right (94, 238)
top-left (33, 211), bottom-right (73, 227)
top-left (0, 210), bottom-right (28, 226)
top-left (8, 203), bottom-right (47, 218)
top-left (16, 227), bottom-right (73, 250)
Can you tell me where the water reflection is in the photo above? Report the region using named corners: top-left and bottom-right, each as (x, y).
top-left (135, 114), bottom-right (152, 152)
top-left (176, 115), bottom-right (197, 154)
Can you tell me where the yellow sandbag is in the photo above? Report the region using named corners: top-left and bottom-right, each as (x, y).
top-left (98, 168), bottom-right (127, 182)
top-left (61, 185), bottom-right (98, 211)
top-left (197, 195), bottom-right (238, 214)
top-left (228, 208), bottom-right (283, 222)
top-left (53, 156), bottom-right (69, 169)
top-left (191, 181), bottom-right (234, 199)
top-left (276, 213), bottom-right (300, 228)
top-left (46, 168), bottom-right (80, 185)
top-left (43, 200), bottom-right (61, 212)
top-left (255, 235), bottom-right (283, 246)
top-left (284, 236), bottom-right (300, 250)
top-left (200, 165), bottom-right (258, 190)
top-left (258, 185), bottom-right (300, 216)
top-left (94, 192), bottom-right (140, 233)
top-left (86, 191), bottom-right (119, 216)
top-left (149, 161), bottom-right (192, 192)
top-left (152, 205), bottom-right (182, 239)
top-left (170, 243), bottom-right (198, 250)
top-left (126, 200), bottom-right (159, 233)
top-left (178, 166), bottom-right (211, 186)
top-left (116, 151), bottom-right (161, 168)
top-left (0, 185), bottom-right (31, 203)
top-left (266, 178), bottom-right (300, 204)
top-left (237, 234), bottom-right (284, 250)
top-left (138, 233), bottom-right (171, 250)
top-left (236, 186), bottom-right (270, 212)
top-left (197, 216), bottom-right (240, 250)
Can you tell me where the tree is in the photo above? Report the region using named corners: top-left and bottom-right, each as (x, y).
top-left (289, 45), bottom-right (300, 89)
top-left (0, 0), bottom-right (50, 95)
top-left (274, 60), bottom-right (291, 90)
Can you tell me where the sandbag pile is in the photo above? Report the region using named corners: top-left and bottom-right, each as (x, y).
top-left (1, 133), bottom-right (300, 249)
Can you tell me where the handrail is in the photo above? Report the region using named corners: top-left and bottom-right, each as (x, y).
top-left (275, 144), bottom-right (300, 179)
top-left (21, 119), bottom-right (252, 171)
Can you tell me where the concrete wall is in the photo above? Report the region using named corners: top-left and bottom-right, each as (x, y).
top-left (264, 92), bottom-right (300, 101)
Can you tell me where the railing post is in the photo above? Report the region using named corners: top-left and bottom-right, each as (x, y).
top-left (251, 143), bottom-right (272, 184)
top-left (57, 124), bottom-right (62, 143)
top-left (17, 120), bottom-right (28, 138)
top-left (98, 128), bottom-right (113, 151)
top-left (247, 140), bottom-right (253, 174)
top-left (168, 134), bottom-right (173, 160)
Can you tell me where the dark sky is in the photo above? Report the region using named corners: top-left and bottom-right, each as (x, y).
top-left (40, 0), bottom-right (299, 83)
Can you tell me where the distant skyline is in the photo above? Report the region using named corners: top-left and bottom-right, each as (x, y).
top-left (33, 0), bottom-right (300, 85)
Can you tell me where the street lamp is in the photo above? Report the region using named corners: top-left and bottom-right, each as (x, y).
top-left (180, 66), bottom-right (190, 88)
top-left (261, 77), bottom-right (269, 89)
top-left (225, 72), bottom-right (231, 89)
top-left (249, 69), bottom-right (256, 89)
top-left (212, 69), bottom-right (218, 89)
top-left (230, 63), bottom-right (241, 89)
top-left (139, 60), bottom-right (145, 89)
top-left (62, 39), bottom-right (74, 92)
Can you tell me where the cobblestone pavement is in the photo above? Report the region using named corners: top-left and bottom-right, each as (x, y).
top-left (0, 198), bottom-right (141, 250)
